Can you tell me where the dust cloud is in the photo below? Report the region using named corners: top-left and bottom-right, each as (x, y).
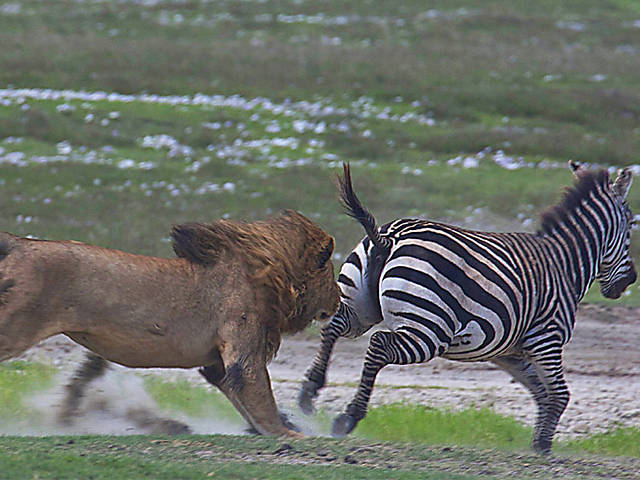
top-left (0, 366), bottom-right (247, 437)
top-left (0, 362), bottom-right (327, 438)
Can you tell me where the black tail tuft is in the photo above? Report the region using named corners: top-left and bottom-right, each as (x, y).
top-left (337, 163), bottom-right (391, 253)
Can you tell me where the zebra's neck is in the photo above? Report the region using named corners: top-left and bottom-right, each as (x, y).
top-left (541, 197), bottom-right (610, 301)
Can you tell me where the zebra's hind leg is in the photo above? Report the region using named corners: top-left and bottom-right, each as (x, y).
top-left (332, 327), bottom-right (444, 437)
top-left (299, 314), bottom-right (351, 415)
top-left (522, 342), bottom-right (570, 455)
top-left (491, 353), bottom-right (551, 453)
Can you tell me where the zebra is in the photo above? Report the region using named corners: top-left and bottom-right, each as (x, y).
top-left (299, 162), bottom-right (636, 454)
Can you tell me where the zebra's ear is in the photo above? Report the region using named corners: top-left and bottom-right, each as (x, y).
top-left (568, 160), bottom-right (583, 177)
top-left (612, 167), bottom-right (633, 199)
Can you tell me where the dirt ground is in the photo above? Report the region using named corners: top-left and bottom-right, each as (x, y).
top-left (13, 304), bottom-right (640, 440)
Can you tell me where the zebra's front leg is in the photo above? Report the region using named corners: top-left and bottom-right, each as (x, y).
top-left (298, 314), bottom-right (350, 415)
top-left (333, 327), bottom-right (443, 437)
top-left (525, 344), bottom-right (570, 455)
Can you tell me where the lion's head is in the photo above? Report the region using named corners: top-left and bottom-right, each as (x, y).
top-left (171, 210), bottom-right (340, 357)
top-left (287, 230), bottom-right (340, 334)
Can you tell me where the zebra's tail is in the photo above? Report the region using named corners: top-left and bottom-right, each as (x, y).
top-left (337, 163), bottom-right (392, 253)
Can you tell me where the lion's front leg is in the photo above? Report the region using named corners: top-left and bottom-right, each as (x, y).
top-left (198, 350), bottom-right (259, 428)
top-left (199, 352), bottom-right (259, 430)
top-left (204, 320), bottom-right (302, 438)
top-left (209, 357), bottom-right (301, 437)
top-left (199, 362), bottom-right (298, 435)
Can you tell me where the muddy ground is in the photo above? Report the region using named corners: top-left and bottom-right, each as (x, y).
top-left (12, 304), bottom-right (640, 440)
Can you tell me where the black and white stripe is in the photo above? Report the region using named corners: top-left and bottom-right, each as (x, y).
top-left (299, 162), bottom-right (636, 454)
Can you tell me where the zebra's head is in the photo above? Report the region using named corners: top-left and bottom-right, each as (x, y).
top-left (595, 167), bottom-right (637, 299)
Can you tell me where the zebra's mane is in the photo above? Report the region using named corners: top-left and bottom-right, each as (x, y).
top-left (538, 169), bottom-right (610, 236)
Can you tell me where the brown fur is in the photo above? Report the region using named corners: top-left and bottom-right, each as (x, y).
top-left (0, 210), bottom-right (340, 437)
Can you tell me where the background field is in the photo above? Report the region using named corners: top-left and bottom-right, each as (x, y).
top-left (2, 0), bottom-right (640, 303)
top-left (2, 0), bottom-right (640, 478)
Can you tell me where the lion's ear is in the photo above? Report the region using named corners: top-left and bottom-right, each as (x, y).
top-left (317, 237), bottom-right (334, 268)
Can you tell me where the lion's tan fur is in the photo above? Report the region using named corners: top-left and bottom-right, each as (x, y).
top-left (0, 210), bottom-right (340, 436)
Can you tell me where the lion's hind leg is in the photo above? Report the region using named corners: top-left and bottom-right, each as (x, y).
top-left (0, 254), bottom-right (63, 362)
top-left (0, 304), bottom-right (57, 363)
top-left (126, 408), bottom-right (192, 435)
top-left (59, 352), bottom-right (193, 434)
top-left (58, 352), bottom-right (109, 425)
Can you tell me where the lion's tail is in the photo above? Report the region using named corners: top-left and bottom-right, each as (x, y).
top-left (337, 162), bottom-right (391, 253)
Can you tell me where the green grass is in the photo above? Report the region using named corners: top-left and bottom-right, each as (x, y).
top-left (355, 402), bottom-right (640, 459)
top-left (0, 436), bottom-right (486, 480)
top-left (0, 361), bottom-right (57, 420)
top-left (144, 376), bottom-right (242, 421)
top-left (0, 454), bottom-right (468, 480)
top-left (0, 433), bottom-right (638, 480)
top-left (0, 446), bottom-right (214, 480)
top-left (566, 427), bottom-right (640, 458)
top-left (355, 403), bottom-right (533, 450)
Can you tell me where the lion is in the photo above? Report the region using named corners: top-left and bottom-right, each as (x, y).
top-left (0, 210), bottom-right (340, 437)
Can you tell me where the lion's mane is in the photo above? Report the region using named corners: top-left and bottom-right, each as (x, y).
top-left (171, 210), bottom-right (334, 358)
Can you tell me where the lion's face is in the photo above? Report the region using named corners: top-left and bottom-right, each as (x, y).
top-left (303, 258), bottom-right (341, 323)
top-left (285, 236), bottom-right (341, 334)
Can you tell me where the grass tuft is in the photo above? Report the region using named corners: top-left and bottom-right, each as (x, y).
top-left (565, 427), bottom-right (640, 458)
top-left (355, 402), bottom-right (640, 458)
top-left (355, 403), bottom-right (533, 450)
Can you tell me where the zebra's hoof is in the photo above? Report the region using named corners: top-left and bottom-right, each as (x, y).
top-left (332, 413), bottom-right (357, 437)
top-left (298, 380), bottom-right (318, 415)
top-left (533, 438), bottom-right (552, 456)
